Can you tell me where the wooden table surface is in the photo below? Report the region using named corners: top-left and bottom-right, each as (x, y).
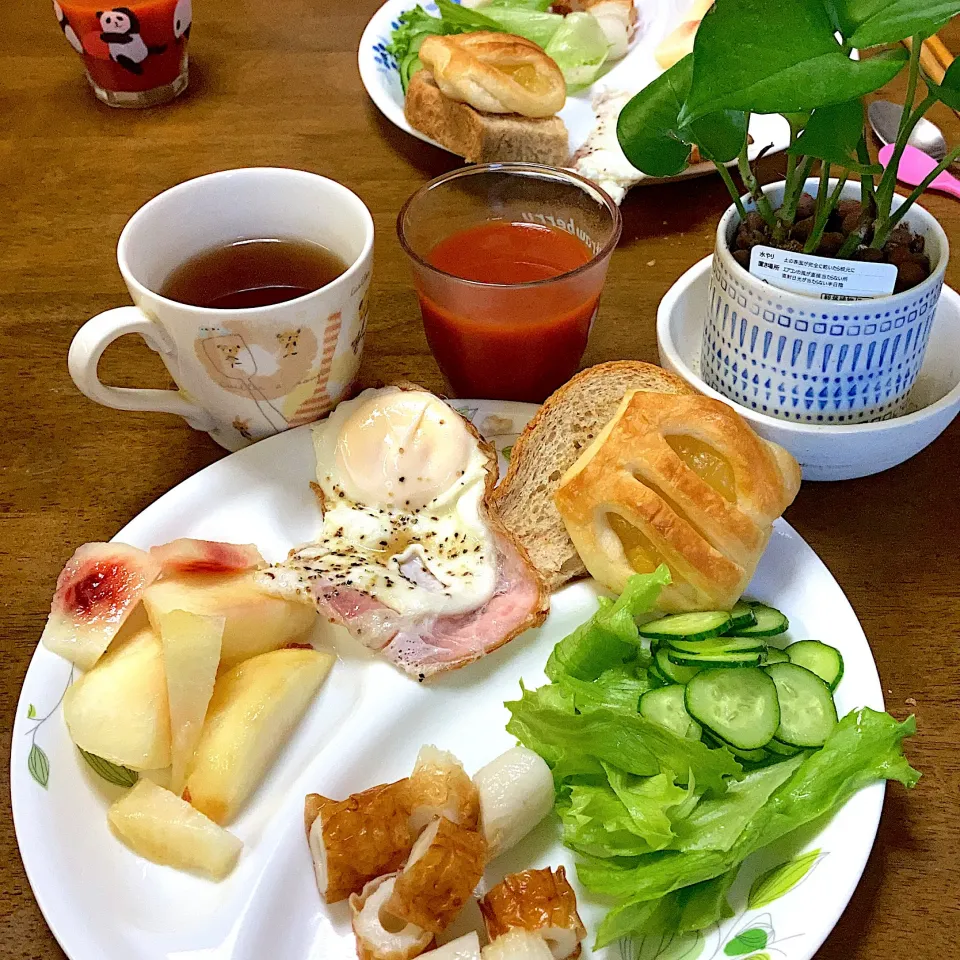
top-left (2, 2), bottom-right (959, 957)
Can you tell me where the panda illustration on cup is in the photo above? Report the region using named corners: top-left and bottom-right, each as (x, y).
top-left (173, 0), bottom-right (192, 43)
top-left (52, 1), bottom-right (84, 54)
top-left (97, 7), bottom-right (166, 74)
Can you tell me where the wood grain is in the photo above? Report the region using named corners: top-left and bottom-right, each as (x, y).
top-left (1, 3), bottom-right (959, 958)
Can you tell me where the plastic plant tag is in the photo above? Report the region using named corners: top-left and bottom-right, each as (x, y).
top-left (749, 246), bottom-right (897, 300)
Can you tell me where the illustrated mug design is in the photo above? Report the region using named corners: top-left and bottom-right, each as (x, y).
top-left (68, 168), bottom-right (374, 451)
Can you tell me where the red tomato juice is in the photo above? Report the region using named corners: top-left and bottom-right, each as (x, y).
top-left (418, 221), bottom-right (601, 401)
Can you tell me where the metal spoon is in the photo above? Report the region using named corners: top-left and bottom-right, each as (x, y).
top-left (868, 99), bottom-right (948, 162)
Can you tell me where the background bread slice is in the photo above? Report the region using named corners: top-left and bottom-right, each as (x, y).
top-left (491, 362), bottom-right (695, 590)
top-left (405, 71), bottom-right (570, 165)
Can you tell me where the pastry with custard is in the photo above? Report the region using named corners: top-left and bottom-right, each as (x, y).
top-left (405, 32), bottom-right (570, 165)
top-left (554, 390), bottom-right (801, 611)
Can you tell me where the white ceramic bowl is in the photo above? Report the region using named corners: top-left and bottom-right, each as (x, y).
top-left (658, 256), bottom-right (960, 481)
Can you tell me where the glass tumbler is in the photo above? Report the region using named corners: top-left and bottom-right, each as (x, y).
top-left (52, 0), bottom-right (191, 108)
top-left (398, 163), bottom-right (621, 402)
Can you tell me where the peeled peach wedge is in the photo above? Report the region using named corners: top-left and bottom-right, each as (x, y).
top-left (158, 609), bottom-right (224, 793)
top-left (108, 778), bottom-right (242, 880)
top-left (142, 571), bottom-right (316, 670)
top-left (185, 647), bottom-right (334, 824)
top-left (63, 611), bottom-right (171, 771)
top-left (41, 542), bottom-right (161, 670)
top-left (150, 539), bottom-right (264, 576)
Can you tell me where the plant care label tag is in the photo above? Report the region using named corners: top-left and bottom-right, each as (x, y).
top-left (749, 246), bottom-right (897, 300)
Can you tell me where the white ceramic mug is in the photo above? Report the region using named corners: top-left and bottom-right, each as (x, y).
top-left (69, 168), bottom-right (374, 450)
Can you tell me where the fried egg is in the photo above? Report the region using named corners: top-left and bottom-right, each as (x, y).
top-left (268, 387), bottom-right (499, 620)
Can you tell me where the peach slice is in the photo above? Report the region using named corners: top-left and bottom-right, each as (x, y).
top-left (184, 647), bottom-right (334, 824)
top-left (158, 609), bottom-right (224, 793)
top-left (62, 611), bottom-right (171, 771)
top-left (150, 539), bottom-right (264, 576)
top-left (108, 778), bottom-right (242, 880)
top-left (41, 542), bottom-right (161, 670)
top-left (142, 571), bottom-right (316, 670)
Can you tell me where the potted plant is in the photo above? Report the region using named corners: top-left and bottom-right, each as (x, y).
top-left (617, 0), bottom-right (960, 424)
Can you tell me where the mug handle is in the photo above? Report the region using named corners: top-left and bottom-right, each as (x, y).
top-left (68, 307), bottom-right (217, 432)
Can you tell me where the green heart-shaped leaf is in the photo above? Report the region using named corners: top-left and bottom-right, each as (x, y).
top-left (723, 928), bottom-right (769, 956)
top-left (826, 0), bottom-right (960, 48)
top-left (679, 109), bottom-right (749, 164)
top-left (681, 0), bottom-right (907, 122)
top-left (617, 56), bottom-right (695, 177)
top-left (788, 100), bottom-right (882, 173)
top-left (748, 848), bottom-right (823, 908)
top-left (933, 58), bottom-right (960, 110)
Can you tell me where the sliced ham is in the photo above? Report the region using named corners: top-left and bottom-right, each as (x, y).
top-left (300, 532), bottom-right (547, 679)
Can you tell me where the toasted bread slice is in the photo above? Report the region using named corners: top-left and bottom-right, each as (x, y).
top-left (405, 70), bottom-right (570, 166)
top-left (491, 362), bottom-right (696, 590)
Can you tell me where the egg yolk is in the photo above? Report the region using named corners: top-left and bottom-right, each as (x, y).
top-left (666, 435), bottom-right (736, 502)
top-left (334, 391), bottom-right (472, 509)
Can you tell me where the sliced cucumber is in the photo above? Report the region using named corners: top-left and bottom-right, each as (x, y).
top-left (666, 635), bottom-right (765, 656)
top-left (684, 667), bottom-right (780, 750)
top-left (762, 647), bottom-right (790, 665)
top-left (737, 603), bottom-right (789, 638)
top-left (640, 686), bottom-right (703, 740)
top-left (701, 729), bottom-right (771, 763)
top-left (655, 647), bottom-right (703, 684)
top-left (765, 662), bottom-right (838, 748)
top-left (786, 640), bottom-right (844, 690)
top-left (727, 600), bottom-right (758, 633)
top-left (639, 611), bottom-right (732, 641)
top-left (669, 649), bottom-right (763, 668)
top-left (764, 737), bottom-right (804, 758)
top-left (647, 663), bottom-right (671, 688)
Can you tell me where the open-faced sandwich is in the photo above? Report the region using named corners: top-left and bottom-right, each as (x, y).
top-left (259, 384), bottom-right (549, 678)
top-left (493, 360), bottom-right (801, 611)
top-left (390, 0), bottom-right (639, 164)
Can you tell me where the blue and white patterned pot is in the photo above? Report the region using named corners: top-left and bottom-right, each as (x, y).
top-left (702, 179), bottom-right (948, 424)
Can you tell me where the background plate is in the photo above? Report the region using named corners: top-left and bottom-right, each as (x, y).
top-left (12, 399), bottom-right (883, 960)
top-left (358, 0), bottom-right (790, 185)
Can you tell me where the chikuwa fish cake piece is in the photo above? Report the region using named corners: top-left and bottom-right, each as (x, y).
top-left (306, 780), bottom-right (413, 903)
top-left (406, 745), bottom-right (480, 834)
top-left (479, 867), bottom-right (587, 960)
top-left (481, 930), bottom-right (555, 960)
top-left (350, 873), bottom-right (435, 960)
top-left (387, 816), bottom-right (487, 933)
top-left (473, 747), bottom-right (555, 859)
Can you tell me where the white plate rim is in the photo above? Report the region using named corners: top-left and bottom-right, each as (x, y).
top-left (11, 399), bottom-right (886, 960)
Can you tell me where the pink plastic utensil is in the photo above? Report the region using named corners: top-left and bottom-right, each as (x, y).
top-left (879, 143), bottom-right (960, 200)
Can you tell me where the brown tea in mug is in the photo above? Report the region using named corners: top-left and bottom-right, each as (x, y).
top-left (160, 238), bottom-right (348, 309)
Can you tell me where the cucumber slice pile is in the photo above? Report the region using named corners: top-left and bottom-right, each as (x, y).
top-left (640, 686), bottom-right (702, 740)
top-left (786, 640), bottom-right (844, 689)
top-left (638, 600), bottom-right (845, 763)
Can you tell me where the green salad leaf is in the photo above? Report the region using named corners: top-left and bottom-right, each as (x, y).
top-left (546, 566), bottom-right (670, 681)
top-left (543, 12), bottom-right (609, 88)
top-left (502, 565), bottom-right (920, 951)
top-left (578, 709), bottom-right (919, 906)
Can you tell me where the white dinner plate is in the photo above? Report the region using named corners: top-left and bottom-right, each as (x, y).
top-left (12, 399), bottom-right (884, 960)
top-left (358, 0), bottom-right (791, 186)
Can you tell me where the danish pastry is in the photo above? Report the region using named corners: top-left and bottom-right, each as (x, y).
top-left (554, 391), bottom-right (800, 611)
top-left (418, 32), bottom-right (566, 118)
